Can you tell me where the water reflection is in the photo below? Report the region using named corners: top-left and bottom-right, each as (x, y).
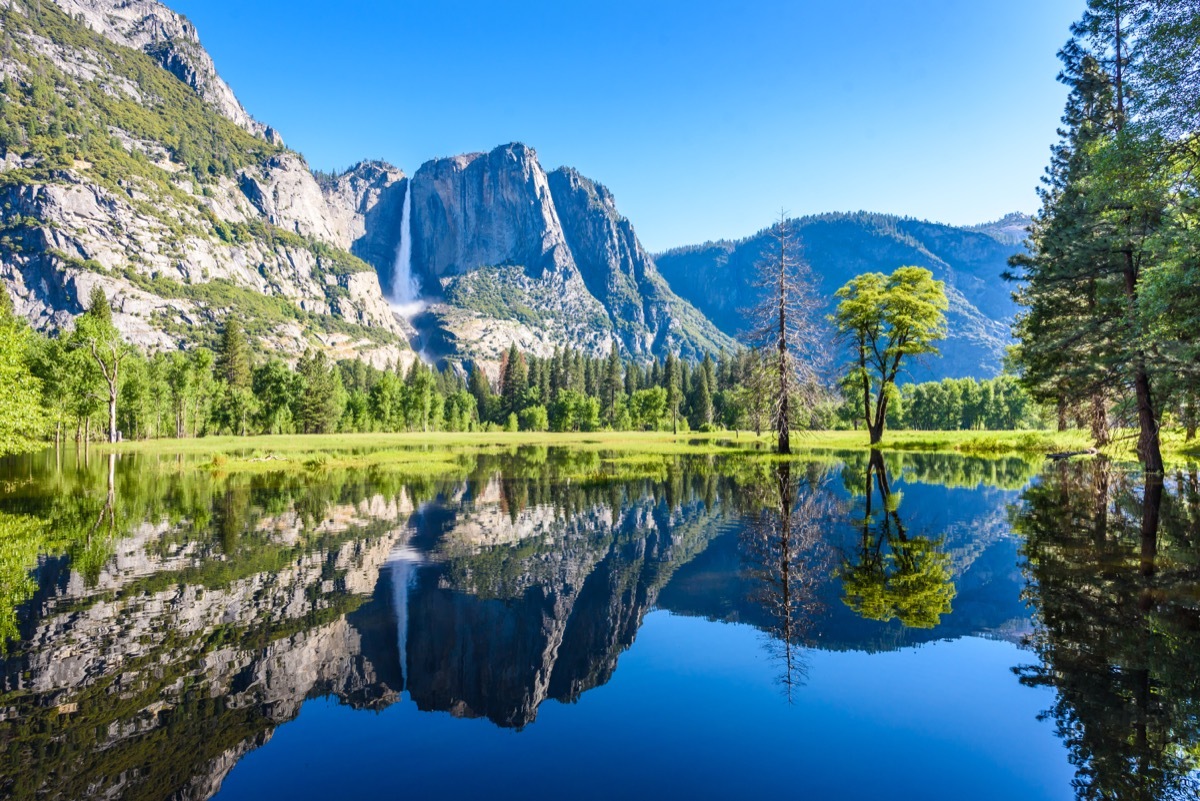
top-left (839, 450), bottom-right (957, 629)
top-left (740, 461), bottom-right (835, 696)
top-left (1014, 462), bottom-right (1200, 800)
top-left (0, 447), bottom-right (1196, 800)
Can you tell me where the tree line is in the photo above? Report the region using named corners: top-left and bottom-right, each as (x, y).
top-left (0, 279), bottom-right (1052, 452)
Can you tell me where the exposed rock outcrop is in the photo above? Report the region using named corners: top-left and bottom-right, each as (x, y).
top-left (50, 0), bottom-right (275, 140)
top-left (408, 143), bottom-right (734, 363)
top-left (0, 0), bottom-right (413, 366)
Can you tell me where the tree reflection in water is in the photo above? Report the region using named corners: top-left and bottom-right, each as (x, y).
top-left (1015, 461), bottom-right (1200, 801)
top-left (740, 460), bottom-right (835, 698)
top-left (838, 450), bottom-right (957, 629)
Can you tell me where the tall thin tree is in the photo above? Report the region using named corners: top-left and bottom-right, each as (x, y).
top-left (747, 212), bottom-right (825, 454)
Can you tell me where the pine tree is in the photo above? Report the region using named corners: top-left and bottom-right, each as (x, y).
top-left (665, 352), bottom-right (682, 434)
top-left (216, 318), bottom-right (251, 389)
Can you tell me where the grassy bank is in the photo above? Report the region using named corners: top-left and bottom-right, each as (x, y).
top-left (87, 428), bottom-right (1154, 475)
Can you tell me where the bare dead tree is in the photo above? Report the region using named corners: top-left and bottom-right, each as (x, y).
top-left (746, 212), bottom-right (827, 454)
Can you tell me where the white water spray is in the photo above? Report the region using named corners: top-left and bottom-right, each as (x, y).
top-left (390, 181), bottom-right (424, 318)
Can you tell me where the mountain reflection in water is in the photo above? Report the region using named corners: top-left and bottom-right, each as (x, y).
top-left (0, 447), bottom-right (1196, 800)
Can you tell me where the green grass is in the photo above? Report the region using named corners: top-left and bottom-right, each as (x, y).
top-left (94, 428), bottom-right (1162, 474)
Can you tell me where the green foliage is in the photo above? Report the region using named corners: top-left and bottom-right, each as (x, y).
top-left (294, 350), bottom-right (345, 434)
top-left (518, 405), bottom-right (548, 432)
top-left (1009, 0), bottom-right (1200, 470)
top-left (0, 1), bottom-right (279, 190)
top-left (0, 296), bottom-right (45, 454)
top-left (833, 266), bottom-right (948, 443)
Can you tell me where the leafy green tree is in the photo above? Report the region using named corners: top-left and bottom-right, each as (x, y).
top-left (550, 390), bottom-right (600, 432)
top-left (518, 404), bottom-right (549, 432)
top-left (832, 267), bottom-right (948, 444)
top-left (73, 286), bottom-right (130, 443)
top-left (164, 351), bottom-right (194, 438)
top-left (628, 387), bottom-right (667, 431)
top-left (369, 370), bottom-right (404, 431)
top-left (28, 335), bottom-right (69, 447)
top-left (443, 389), bottom-right (477, 432)
top-left (0, 291), bottom-right (44, 454)
top-left (188, 348), bottom-right (217, 437)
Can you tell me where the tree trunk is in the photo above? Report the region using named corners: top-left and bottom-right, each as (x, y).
top-left (1090, 393), bottom-right (1110, 447)
top-left (1057, 399), bottom-right (1068, 432)
top-left (108, 385), bottom-right (118, 444)
top-left (778, 348), bottom-right (790, 455)
top-left (868, 392), bottom-right (887, 445)
top-left (1132, 364), bottom-right (1164, 473)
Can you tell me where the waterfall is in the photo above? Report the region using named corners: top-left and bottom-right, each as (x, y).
top-left (390, 180), bottom-right (423, 317)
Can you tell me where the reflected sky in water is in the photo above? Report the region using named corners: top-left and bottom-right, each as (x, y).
top-left (0, 448), bottom-right (1194, 800)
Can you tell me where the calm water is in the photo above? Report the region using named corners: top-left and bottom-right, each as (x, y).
top-left (0, 448), bottom-right (1197, 800)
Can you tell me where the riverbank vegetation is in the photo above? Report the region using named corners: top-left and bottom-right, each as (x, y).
top-left (1008, 0), bottom-right (1200, 473)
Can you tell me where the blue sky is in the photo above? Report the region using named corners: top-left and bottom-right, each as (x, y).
top-left (170, 0), bottom-right (1083, 251)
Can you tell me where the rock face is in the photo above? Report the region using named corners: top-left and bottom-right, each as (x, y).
top-left (320, 161), bottom-right (409, 280)
top-left (655, 212), bottom-right (1029, 380)
top-left (49, 0), bottom-right (276, 141)
top-left (408, 143), bottom-right (734, 363)
top-left (411, 145), bottom-right (575, 282)
top-left (0, 0), bottom-right (728, 367)
top-left (0, 0), bottom-right (413, 367)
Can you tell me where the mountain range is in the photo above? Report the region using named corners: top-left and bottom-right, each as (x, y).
top-left (0, 0), bottom-right (1028, 378)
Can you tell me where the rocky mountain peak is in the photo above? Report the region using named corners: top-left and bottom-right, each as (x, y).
top-left (49, 0), bottom-right (277, 141)
top-left (411, 142), bottom-right (573, 282)
top-left (968, 212), bottom-right (1032, 246)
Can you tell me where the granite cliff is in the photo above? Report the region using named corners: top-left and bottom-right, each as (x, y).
top-left (0, 0), bottom-right (414, 366)
top-left (407, 143), bottom-right (733, 362)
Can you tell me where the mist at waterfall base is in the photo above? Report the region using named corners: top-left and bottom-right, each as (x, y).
top-left (390, 182), bottom-right (424, 319)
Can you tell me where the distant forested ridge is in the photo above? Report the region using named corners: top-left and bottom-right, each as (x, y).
top-left (656, 212), bottom-right (1028, 381)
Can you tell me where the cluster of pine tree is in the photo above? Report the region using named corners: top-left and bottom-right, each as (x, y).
top-left (467, 344), bottom-right (781, 434)
top-left (0, 287), bottom-right (788, 445)
top-left (1010, 0), bottom-right (1200, 472)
